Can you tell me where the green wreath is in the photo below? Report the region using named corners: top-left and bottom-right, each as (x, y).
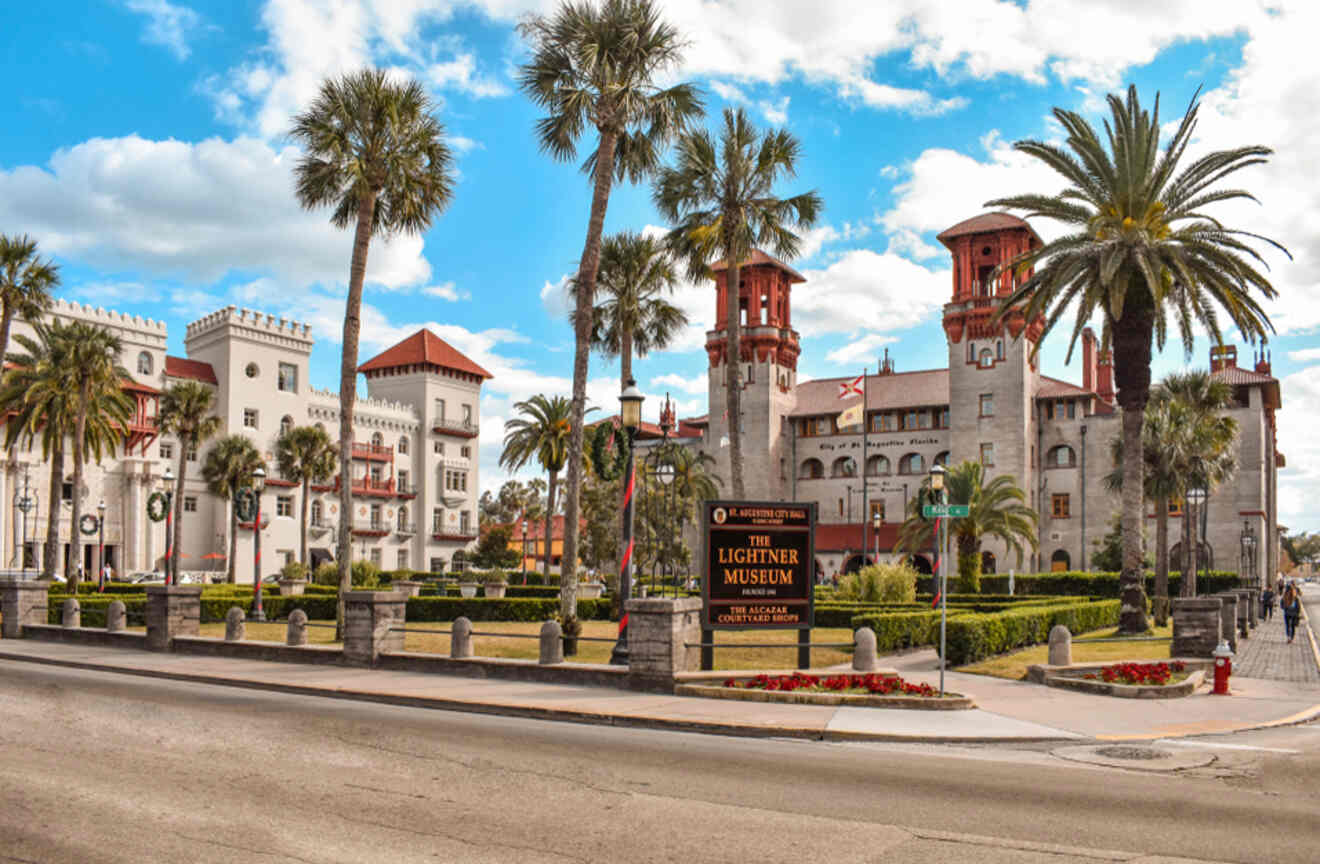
top-left (79, 514), bottom-right (100, 536)
top-left (588, 423), bottom-right (630, 482)
top-left (146, 491), bottom-right (169, 523)
top-left (233, 487), bottom-right (257, 522)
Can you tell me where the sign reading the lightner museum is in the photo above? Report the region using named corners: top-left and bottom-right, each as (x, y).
top-left (701, 500), bottom-right (816, 630)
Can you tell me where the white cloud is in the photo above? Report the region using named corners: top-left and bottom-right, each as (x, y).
top-left (1277, 365), bottom-right (1320, 533)
top-left (538, 273), bottom-right (574, 324)
top-left (1287, 348), bottom-right (1320, 364)
top-left (124, 0), bottom-right (203, 60)
top-left (794, 249), bottom-right (950, 336)
top-left (426, 53), bottom-right (509, 98)
top-left (649, 372), bottom-right (706, 396)
top-left (422, 281), bottom-right (469, 301)
top-left (824, 333), bottom-right (898, 368)
top-left (758, 96), bottom-right (790, 125)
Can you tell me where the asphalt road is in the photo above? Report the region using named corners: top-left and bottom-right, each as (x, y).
top-left (1, 661), bottom-right (1318, 864)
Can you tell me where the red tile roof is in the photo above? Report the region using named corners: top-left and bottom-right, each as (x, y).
top-left (1212, 365), bottom-right (1275, 385)
top-left (936, 211), bottom-right (1041, 247)
top-left (588, 415), bottom-right (700, 441)
top-left (503, 515), bottom-right (586, 542)
top-left (1036, 376), bottom-right (1093, 399)
top-left (358, 329), bottom-right (493, 379)
top-left (790, 369), bottom-right (950, 417)
top-left (712, 249), bottom-right (806, 283)
top-left (164, 355), bottom-right (217, 385)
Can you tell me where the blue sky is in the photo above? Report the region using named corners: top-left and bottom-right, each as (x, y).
top-left (4, 1), bottom-right (1319, 533)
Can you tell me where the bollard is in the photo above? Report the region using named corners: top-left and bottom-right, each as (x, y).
top-left (224, 606), bottom-right (246, 642)
top-left (106, 600), bottom-right (126, 633)
top-left (539, 620), bottom-right (564, 664)
top-left (451, 616), bottom-right (473, 659)
top-left (61, 598), bottom-right (81, 629)
top-left (852, 627), bottom-right (878, 672)
top-left (1048, 624), bottom-right (1072, 667)
top-left (286, 609), bottom-right (308, 646)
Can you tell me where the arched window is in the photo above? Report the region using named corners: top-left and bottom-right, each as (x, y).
top-left (1046, 445), bottom-right (1076, 468)
top-left (1050, 549), bottom-right (1071, 573)
top-left (798, 458), bottom-right (824, 479)
top-left (898, 452), bottom-right (924, 475)
top-left (866, 455), bottom-right (890, 476)
top-left (310, 500), bottom-right (323, 526)
top-left (397, 505), bottom-right (409, 530)
top-left (137, 351), bottom-right (153, 375)
top-left (830, 456), bottom-right (856, 478)
top-left (280, 415), bottom-right (294, 438)
top-left (933, 451), bottom-right (950, 468)
top-left (450, 549), bottom-right (468, 571)
top-left (371, 431), bottom-right (383, 447)
top-left (398, 436), bottom-right (409, 455)
top-left (979, 348), bottom-right (994, 368)
top-left (981, 550), bottom-right (997, 574)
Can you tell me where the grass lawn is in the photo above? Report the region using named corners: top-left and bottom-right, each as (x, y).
top-left (182, 620), bottom-right (855, 671)
top-left (957, 622), bottom-right (1173, 681)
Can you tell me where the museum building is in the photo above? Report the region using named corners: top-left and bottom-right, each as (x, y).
top-left (677, 212), bottom-right (1283, 582)
top-left (1, 301), bottom-right (489, 579)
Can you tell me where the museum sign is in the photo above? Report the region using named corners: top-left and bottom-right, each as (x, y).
top-left (701, 500), bottom-right (816, 630)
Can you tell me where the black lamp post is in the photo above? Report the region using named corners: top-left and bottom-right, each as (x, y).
top-left (929, 463), bottom-right (947, 696)
top-left (252, 466), bottom-right (266, 622)
top-left (521, 517), bottom-right (528, 585)
top-left (610, 378), bottom-right (644, 666)
top-left (96, 499), bottom-right (107, 593)
top-left (161, 465), bottom-right (175, 585)
top-left (1187, 486), bottom-right (1207, 593)
top-left (872, 510), bottom-right (881, 567)
top-left (15, 466), bottom-right (35, 571)
top-left (1241, 520), bottom-right (1257, 589)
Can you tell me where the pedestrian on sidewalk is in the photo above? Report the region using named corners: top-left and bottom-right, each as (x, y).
top-left (1261, 586), bottom-right (1275, 620)
top-left (1281, 583), bottom-right (1301, 643)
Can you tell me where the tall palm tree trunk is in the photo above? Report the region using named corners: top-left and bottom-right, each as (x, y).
top-left (336, 188), bottom-right (377, 638)
top-left (725, 252), bottom-right (745, 499)
top-left (0, 306), bottom-right (14, 370)
top-left (172, 447), bottom-right (187, 584)
top-left (1113, 303), bottom-right (1154, 634)
top-left (69, 390), bottom-right (90, 590)
top-left (561, 129), bottom-right (617, 619)
top-left (620, 329), bottom-right (633, 391)
top-left (43, 448), bottom-right (64, 581)
top-left (300, 477), bottom-right (311, 566)
top-left (1154, 506), bottom-right (1170, 624)
top-left (227, 494), bottom-right (238, 584)
top-left (1186, 498), bottom-right (1201, 598)
top-left (544, 470), bottom-right (557, 581)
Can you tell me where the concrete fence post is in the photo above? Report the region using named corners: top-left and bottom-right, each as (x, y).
top-left (106, 600), bottom-right (126, 633)
top-left (852, 627), bottom-right (878, 672)
top-left (224, 606), bottom-right (246, 642)
top-left (1048, 625), bottom-right (1072, 667)
top-left (1172, 597), bottom-right (1222, 658)
top-left (0, 578), bottom-right (50, 638)
top-left (61, 598), bottom-right (81, 629)
top-left (626, 597), bottom-right (702, 690)
top-left (343, 590), bottom-right (406, 666)
top-left (1215, 592), bottom-right (1239, 653)
top-left (145, 585), bottom-right (203, 652)
top-left (1235, 588), bottom-right (1256, 631)
top-left (539, 620), bottom-right (564, 664)
top-left (286, 609), bottom-right (308, 646)
top-left (451, 616), bottom-right (473, 659)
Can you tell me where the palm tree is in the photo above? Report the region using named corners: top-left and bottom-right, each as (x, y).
top-left (291, 67), bottom-right (456, 634)
top-left (158, 381), bottom-right (222, 583)
top-left (0, 234), bottom-right (58, 364)
top-left (2, 322), bottom-right (130, 584)
top-left (986, 85), bottom-right (1287, 632)
top-left (895, 460), bottom-right (1038, 593)
top-left (202, 435), bottom-right (265, 583)
top-left (655, 106), bottom-right (823, 498)
top-left (582, 231), bottom-right (688, 389)
top-left (519, 0), bottom-right (702, 612)
top-left (501, 395), bottom-right (584, 590)
top-left (275, 424), bottom-right (338, 566)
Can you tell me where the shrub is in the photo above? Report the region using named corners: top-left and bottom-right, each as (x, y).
top-left (351, 560), bottom-right (380, 588)
top-left (312, 562), bottom-right (339, 586)
top-left (280, 561), bottom-right (309, 582)
top-left (838, 563), bottom-right (918, 604)
top-left (405, 596), bottom-right (610, 622)
top-left (480, 569), bottom-right (508, 585)
top-left (915, 570), bottom-right (1239, 597)
top-left (942, 599), bottom-right (1121, 665)
top-left (849, 610), bottom-right (954, 653)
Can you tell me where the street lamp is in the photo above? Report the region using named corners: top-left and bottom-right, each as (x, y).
top-left (96, 499), bottom-right (107, 593)
top-left (14, 465), bottom-right (35, 571)
top-left (1240, 520), bottom-right (1257, 589)
top-left (1187, 486), bottom-right (1207, 593)
top-left (161, 465), bottom-right (175, 585)
top-left (929, 463), bottom-right (948, 696)
top-left (521, 517), bottom-right (529, 585)
top-left (610, 378), bottom-right (644, 666)
top-left (872, 509), bottom-right (882, 568)
top-left (252, 466), bottom-right (266, 621)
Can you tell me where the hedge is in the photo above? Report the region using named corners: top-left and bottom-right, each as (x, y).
top-left (46, 596), bottom-right (148, 626)
top-left (405, 596), bottom-right (609, 622)
top-left (942, 599), bottom-right (1122, 665)
top-left (914, 570), bottom-right (1239, 597)
top-left (848, 610), bottom-right (959, 653)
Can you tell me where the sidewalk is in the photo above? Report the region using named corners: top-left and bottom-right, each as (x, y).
top-left (2, 634), bottom-right (1318, 744)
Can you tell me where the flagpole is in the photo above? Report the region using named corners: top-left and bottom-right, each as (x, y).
top-left (861, 366), bottom-right (868, 562)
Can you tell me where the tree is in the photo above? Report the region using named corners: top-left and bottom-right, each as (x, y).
top-left (1, 322), bottom-right (130, 583)
top-left (0, 234), bottom-right (58, 365)
top-left (158, 381), bottom-right (222, 582)
top-left (202, 435), bottom-right (265, 583)
top-left (894, 460), bottom-right (1037, 593)
top-left (275, 424), bottom-right (338, 566)
top-left (583, 231), bottom-right (688, 389)
top-left (519, 0), bottom-right (702, 616)
top-left (1090, 512), bottom-right (1152, 573)
top-left (987, 85), bottom-right (1287, 632)
top-left (634, 442), bottom-right (720, 586)
top-left (472, 525), bottom-right (522, 570)
top-left (655, 107), bottom-right (822, 498)
top-left (501, 395), bottom-right (586, 593)
top-left (291, 67), bottom-right (456, 635)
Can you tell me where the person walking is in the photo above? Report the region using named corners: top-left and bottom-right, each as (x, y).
top-left (1261, 586), bottom-right (1275, 621)
top-left (1281, 583), bottom-right (1301, 643)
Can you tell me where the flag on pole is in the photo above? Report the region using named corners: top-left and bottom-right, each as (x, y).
top-left (837, 400), bottom-right (863, 429)
top-left (838, 375), bottom-right (863, 400)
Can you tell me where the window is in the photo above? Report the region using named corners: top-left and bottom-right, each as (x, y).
top-left (160, 442), bottom-right (173, 461)
top-left (445, 470), bottom-right (468, 492)
top-left (186, 446), bottom-right (197, 462)
top-left (369, 547), bottom-right (382, 567)
top-left (398, 436), bottom-right (409, 455)
top-left (369, 465), bottom-right (383, 483)
top-left (434, 399), bottom-right (446, 420)
top-left (280, 415), bottom-right (294, 438)
top-left (935, 407), bottom-right (950, 429)
top-left (870, 500), bottom-right (885, 523)
top-left (462, 404), bottom-right (472, 423)
top-left (396, 549), bottom-right (410, 570)
top-left (967, 341), bottom-right (975, 363)
top-left (243, 408), bottom-right (258, 429)
top-left (371, 431), bottom-right (383, 447)
top-left (1047, 445), bottom-right (1076, 468)
top-left (866, 455), bottom-right (890, 476)
top-left (798, 458), bottom-right (824, 479)
top-left (430, 557), bottom-right (445, 574)
top-left (1044, 401), bottom-right (1054, 421)
top-left (838, 498), bottom-right (844, 517)
top-left (459, 510), bottom-right (471, 533)
top-left (433, 440), bottom-right (444, 455)
top-left (979, 393), bottom-right (994, 417)
top-left (369, 503), bottom-right (382, 528)
top-left (433, 508), bottom-right (444, 533)
top-left (1168, 498), bottom-right (1184, 517)
top-left (799, 417), bottom-right (830, 437)
top-left (137, 352), bottom-right (153, 375)
top-left (461, 446), bottom-right (471, 459)
top-left (397, 469), bottom-right (409, 494)
top-left (1066, 400), bottom-right (1076, 419)
top-left (311, 500), bottom-right (323, 526)
top-left (902, 410), bottom-right (918, 431)
top-left (996, 340), bottom-right (1004, 360)
top-left (1051, 493), bottom-right (1071, 518)
top-left (830, 456), bottom-right (856, 478)
top-left (880, 412), bottom-right (897, 432)
top-left (398, 506), bottom-right (409, 530)
top-left (276, 496), bottom-right (293, 517)
top-left (898, 453), bottom-right (924, 475)
top-left (979, 349), bottom-right (994, 368)
top-left (934, 451), bottom-right (949, 467)
top-left (62, 482), bottom-right (73, 501)
top-left (277, 362), bottom-right (298, 393)
top-left (245, 362), bottom-right (259, 379)
top-left (979, 443), bottom-right (995, 466)
top-left (183, 496), bottom-right (198, 513)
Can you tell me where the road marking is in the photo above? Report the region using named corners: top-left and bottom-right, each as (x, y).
top-left (1155, 739), bottom-right (1298, 753)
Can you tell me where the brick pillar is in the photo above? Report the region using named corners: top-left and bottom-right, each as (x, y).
top-left (145, 585), bottom-right (202, 651)
top-left (1172, 597), bottom-right (1221, 658)
top-left (626, 597), bottom-right (701, 689)
top-left (343, 590), bottom-right (406, 666)
top-left (0, 577), bottom-right (51, 638)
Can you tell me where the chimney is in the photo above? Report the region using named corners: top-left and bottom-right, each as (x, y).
top-left (1081, 327), bottom-right (1098, 393)
top-left (1097, 348), bottom-right (1115, 405)
top-left (1209, 344), bottom-right (1237, 373)
top-left (1254, 347), bottom-right (1272, 376)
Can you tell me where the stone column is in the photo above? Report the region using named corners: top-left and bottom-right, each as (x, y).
top-left (343, 590), bottom-right (406, 666)
top-left (1215, 592), bottom-right (1239, 653)
top-left (145, 585), bottom-right (202, 651)
top-left (1172, 597), bottom-right (1221, 658)
top-left (1236, 588), bottom-right (1257, 629)
top-left (0, 577), bottom-right (51, 638)
top-left (626, 597), bottom-right (701, 689)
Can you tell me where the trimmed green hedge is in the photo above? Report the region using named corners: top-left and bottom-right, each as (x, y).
top-left (849, 610), bottom-right (959, 653)
top-left (405, 596), bottom-right (609, 622)
top-left (915, 571), bottom-right (1239, 597)
top-left (46, 596), bottom-right (148, 626)
top-left (942, 600), bottom-right (1122, 665)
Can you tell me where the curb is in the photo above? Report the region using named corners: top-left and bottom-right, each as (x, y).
top-left (1301, 599), bottom-right (1320, 677)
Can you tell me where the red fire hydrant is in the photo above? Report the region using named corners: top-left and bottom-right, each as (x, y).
top-left (1212, 640), bottom-right (1233, 695)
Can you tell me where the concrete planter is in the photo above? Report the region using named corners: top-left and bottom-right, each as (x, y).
top-left (483, 582), bottom-right (508, 599)
top-left (393, 580), bottom-right (423, 598)
top-left (277, 578), bottom-right (307, 597)
top-left (676, 682), bottom-right (975, 710)
top-left (578, 582), bottom-right (603, 599)
top-left (1044, 669), bottom-right (1203, 699)
top-left (458, 582), bottom-right (478, 598)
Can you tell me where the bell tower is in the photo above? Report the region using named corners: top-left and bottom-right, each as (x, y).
top-left (938, 213), bottom-right (1043, 499)
top-left (705, 250), bottom-right (804, 501)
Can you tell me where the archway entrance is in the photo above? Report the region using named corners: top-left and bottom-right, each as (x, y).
top-left (1051, 549), bottom-right (1071, 572)
top-left (908, 555), bottom-right (932, 575)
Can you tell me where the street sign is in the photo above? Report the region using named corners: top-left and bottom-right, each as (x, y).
top-left (922, 504), bottom-right (969, 518)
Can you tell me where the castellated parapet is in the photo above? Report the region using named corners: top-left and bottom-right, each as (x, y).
top-left (307, 387), bottom-right (419, 432)
top-left (185, 304), bottom-right (314, 353)
top-left (49, 299), bottom-right (168, 348)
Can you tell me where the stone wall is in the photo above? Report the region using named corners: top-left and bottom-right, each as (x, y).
top-left (625, 597), bottom-right (701, 689)
top-left (1172, 597), bottom-right (1221, 658)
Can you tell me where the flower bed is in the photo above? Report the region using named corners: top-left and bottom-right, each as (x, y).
top-left (1086, 661), bottom-right (1188, 687)
top-left (1040, 660), bottom-right (1203, 699)
top-left (674, 671), bottom-right (975, 710)
top-left (726, 672), bottom-right (939, 697)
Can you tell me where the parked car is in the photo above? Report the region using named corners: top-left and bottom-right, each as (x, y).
top-left (128, 571), bottom-right (165, 584)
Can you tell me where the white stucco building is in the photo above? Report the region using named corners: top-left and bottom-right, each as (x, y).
top-left (1, 301), bottom-right (488, 579)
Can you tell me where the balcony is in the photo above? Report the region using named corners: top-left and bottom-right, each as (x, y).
top-left (308, 519), bottom-right (333, 536)
top-left (395, 483), bottom-right (417, 500)
top-left (352, 441), bottom-right (394, 461)
top-left (332, 475), bottom-right (395, 497)
top-left (395, 522), bottom-right (417, 536)
top-left (351, 520), bottom-right (390, 538)
top-left (432, 528), bottom-right (477, 542)
top-left (432, 417), bottom-right (479, 439)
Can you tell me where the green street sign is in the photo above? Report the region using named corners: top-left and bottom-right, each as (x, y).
top-left (922, 504), bottom-right (969, 518)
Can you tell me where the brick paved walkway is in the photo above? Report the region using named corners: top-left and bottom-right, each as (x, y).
top-left (1233, 596), bottom-right (1320, 684)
